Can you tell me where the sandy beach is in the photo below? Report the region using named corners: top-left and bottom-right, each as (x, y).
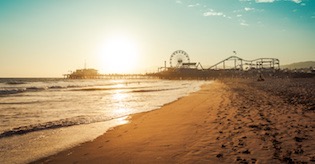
top-left (34, 78), bottom-right (315, 164)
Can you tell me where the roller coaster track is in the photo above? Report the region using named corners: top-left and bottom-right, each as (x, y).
top-left (208, 56), bottom-right (280, 70)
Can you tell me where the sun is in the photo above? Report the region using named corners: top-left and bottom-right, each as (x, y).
top-left (99, 35), bottom-right (140, 74)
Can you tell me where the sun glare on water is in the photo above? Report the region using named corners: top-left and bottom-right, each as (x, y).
top-left (99, 35), bottom-right (140, 74)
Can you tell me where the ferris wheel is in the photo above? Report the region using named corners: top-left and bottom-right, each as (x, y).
top-left (170, 50), bottom-right (190, 68)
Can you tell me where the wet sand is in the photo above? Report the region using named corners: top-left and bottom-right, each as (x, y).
top-left (34, 79), bottom-right (315, 163)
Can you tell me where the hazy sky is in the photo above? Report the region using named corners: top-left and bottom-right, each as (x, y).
top-left (0, 0), bottom-right (314, 77)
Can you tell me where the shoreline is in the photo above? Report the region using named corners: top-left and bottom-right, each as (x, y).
top-left (34, 79), bottom-right (315, 163)
top-left (0, 79), bottom-right (205, 164)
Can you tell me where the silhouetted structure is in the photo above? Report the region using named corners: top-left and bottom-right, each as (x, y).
top-left (64, 68), bottom-right (153, 79)
top-left (208, 56), bottom-right (280, 70)
top-left (151, 50), bottom-right (314, 80)
top-left (64, 69), bottom-right (99, 79)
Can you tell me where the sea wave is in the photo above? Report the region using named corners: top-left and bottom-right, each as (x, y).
top-left (0, 87), bottom-right (46, 96)
top-left (6, 81), bottom-right (27, 85)
top-left (0, 115), bottom-right (115, 138)
top-left (131, 87), bottom-right (181, 93)
top-left (0, 101), bottom-right (40, 105)
top-left (48, 85), bottom-right (64, 89)
top-left (0, 85), bottom-right (84, 96)
top-left (0, 89), bottom-right (26, 95)
top-left (26, 86), bottom-right (47, 91)
top-left (71, 86), bottom-right (149, 92)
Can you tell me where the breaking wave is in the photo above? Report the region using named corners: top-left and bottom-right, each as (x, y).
top-left (0, 115), bottom-right (115, 138)
top-left (0, 85), bottom-right (82, 96)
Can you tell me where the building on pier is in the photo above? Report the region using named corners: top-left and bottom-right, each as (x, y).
top-left (64, 68), bottom-right (100, 79)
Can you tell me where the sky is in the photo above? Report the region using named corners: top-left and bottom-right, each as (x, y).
top-left (0, 0), bottom-right (314, 77)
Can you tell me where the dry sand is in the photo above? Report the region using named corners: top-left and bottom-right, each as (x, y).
top-left (34, 79), bottom-right (315, 164)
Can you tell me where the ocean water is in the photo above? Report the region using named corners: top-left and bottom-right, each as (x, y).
top-left (0, 78), bottom-right (209, 163)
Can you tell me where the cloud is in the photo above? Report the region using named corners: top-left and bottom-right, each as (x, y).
top-left (254, 0), bottom-right (303, 3)
top-left (175, 0), bottom-right (182, 4)
top-left (234, 7), bottom-right (263, 13)
top-left (188, 3), bottom-right (200, 8)
top-left (245, 7), bottom-right (255, 11)
top-left (203, 11), bottom-right (224, 16)
top-left (239, 18), bottom-right (249, 26)
top-left (203, 10), bottom-right (232, 19)
top-left (291, 0), bottom-right (302, 3)
top-left (240, 22), bottom-right (249, 26)
top-left (255, 0), bottom-right (275, 3)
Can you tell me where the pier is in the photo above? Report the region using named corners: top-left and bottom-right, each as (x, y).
top-left (64, 50), bottom-right (314, 80)
top-left (63, 69), bottom-right (155, 79)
